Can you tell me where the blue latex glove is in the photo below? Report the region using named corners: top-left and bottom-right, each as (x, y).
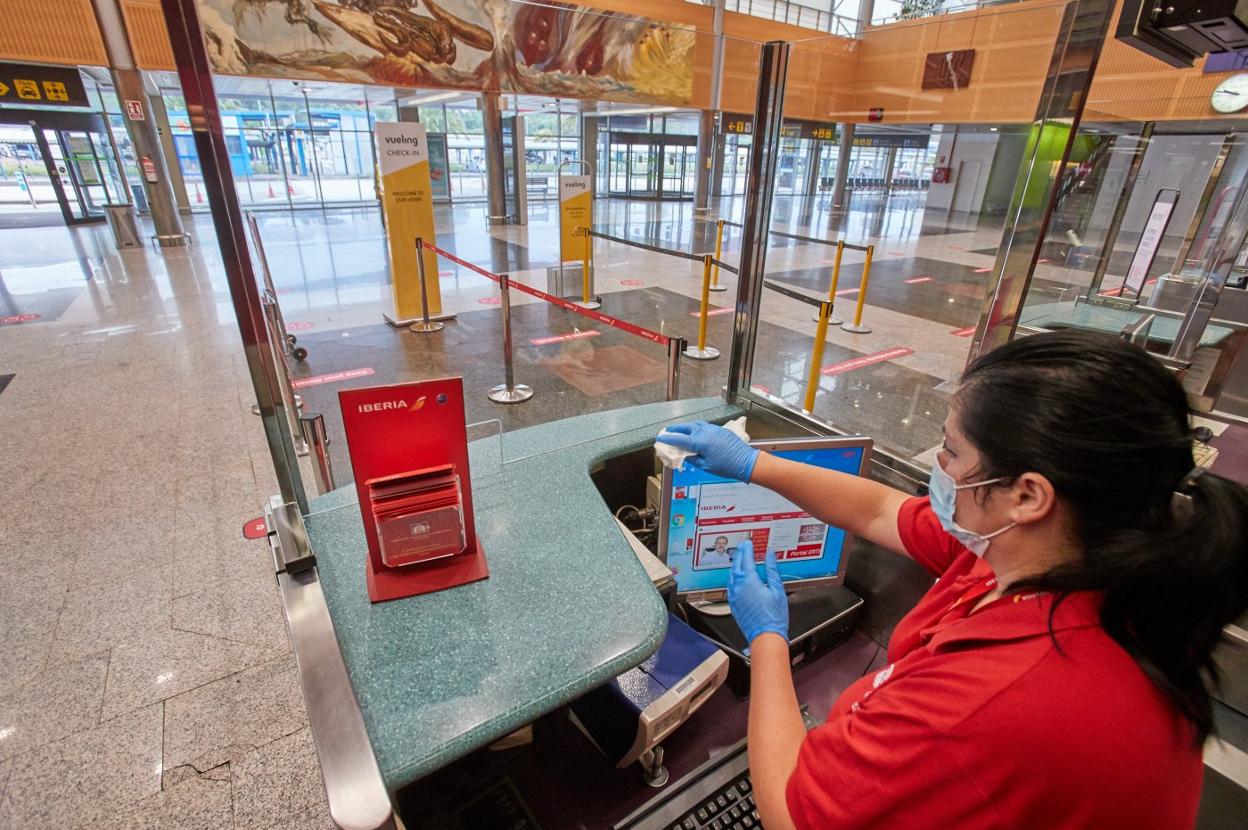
top-left (727, 540), bottom-right (789, 646)
top-left (656, 421), bottom-right (760, 482)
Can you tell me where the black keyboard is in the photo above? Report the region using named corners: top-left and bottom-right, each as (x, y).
top-left (614, 741), bottom-right (760, 830)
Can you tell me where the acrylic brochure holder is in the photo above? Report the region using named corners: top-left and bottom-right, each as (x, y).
top-left (339, 377), bottom-right (488, 602)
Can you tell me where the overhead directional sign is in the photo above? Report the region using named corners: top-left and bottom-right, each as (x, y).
top-left (0, 62), bottom-right (88, 108)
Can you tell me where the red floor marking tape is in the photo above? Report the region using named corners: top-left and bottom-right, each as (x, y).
top-left (751, 384), bottom-right (772, 394)
top-left (835, 287), bottom-right (859, 297)
top-left (439, 270), bottom-right (454, 278)
top-left (690, 307), bottom-right (735, 318)
top-left (292, 367), bottom-right (375, 388)
top-left (478, 296), bottom-right (501, 305)
top-left (1099, 286), bottom-right (1126, 297)
top-left (972, 267), bottom-right (992, 273)
top-left (620, 279), bottom-right (645, 286)
top-left (287, 321), bottom-right (315, 331)
top-left (530, 330), bottom-right (601, 346)
top-left (821, 347), bottom-right (914, 376)
top-left (951, 326), bottom-right (977, 337)
top-left (889, 250), bottom-right (906, 256)
top-left (242, 517), bottom-right (268, 540)
top-left (1037, 258), bottom-right (1052, 264)
top-left (904, 276), bottom-right (933, 284)
top-left (1, 313), bottom-right (40, 325)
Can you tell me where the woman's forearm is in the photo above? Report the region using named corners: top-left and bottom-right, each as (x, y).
top-left (748, 633), bottom-right (804, 830)
top-left (750, 453), bottom-right (909, 555)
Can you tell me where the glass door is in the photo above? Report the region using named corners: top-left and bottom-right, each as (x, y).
top-left (659, 144), bottom-right (685, 199)
top-left (608, 138), bottom-right (629, 195)
top-left (628, 142), bottom-right (658, 198)
top-left (60, 130), bottom-right (115, 212)
top-left (721, 134), bottom-right (750, 196)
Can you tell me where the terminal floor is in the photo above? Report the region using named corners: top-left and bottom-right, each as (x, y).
top-left (0, 192), bottom-right (1148, 827)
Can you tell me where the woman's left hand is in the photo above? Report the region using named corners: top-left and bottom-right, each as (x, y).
top-left (727, 540), bottom-right (790, 645)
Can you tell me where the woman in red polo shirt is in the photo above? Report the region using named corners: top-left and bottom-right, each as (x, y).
top-left (658, 331), bottom-right (1248, 829)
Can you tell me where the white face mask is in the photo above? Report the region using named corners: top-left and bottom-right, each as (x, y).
top-left (928, 458), bottom-right (1017, 557)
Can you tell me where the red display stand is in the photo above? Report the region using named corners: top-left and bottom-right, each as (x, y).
top-left (339, 378), bottom-right (489, 602)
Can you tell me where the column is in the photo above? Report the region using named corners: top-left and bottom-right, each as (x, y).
top-left (831, 123), bottom-right (855, 212)
top-left (580, 100), bottom-right (598, 198)
top-left (147, 85), bottom-right (190, 214)
top-left (91, 0), bottom-right (187, 246)
top-left (694, 109), bottom-right (715, 215)
top-left (803, 139), bottom-right (820, 200)
top-left (882, 146), bottom-right (898, 193)
top-left (482, 92), bottom-right (507, 225)
top-left (711, 132), bottom-right (727, 197)
top-left (397, 100), bottom-right (421, 123)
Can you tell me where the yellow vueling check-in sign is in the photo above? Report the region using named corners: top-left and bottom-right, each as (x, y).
top-left (376, 122), bottom-right (440, 320)
top-left (559, 175), bottom-right (593, 262)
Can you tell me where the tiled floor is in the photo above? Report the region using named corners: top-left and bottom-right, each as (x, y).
top-left (0, 190), bottom-right (1133, 826)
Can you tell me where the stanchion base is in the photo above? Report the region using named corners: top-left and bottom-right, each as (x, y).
top-left (709, 285), bottom-right (729, 293)
top-left (812, 315), bottom-right (845, 326)
top-left (383, 311), bottom-right (457, 327)
top-left (410, 321), bottom-right (445, 333)
top-left (841, 323), bottom-right (872, 334)
top-left (574, 298), bottom-right (602, 310)
top-left (684, 346), bottom-right (720, 360)
top-left (488, 384), bottom-right (533, 404)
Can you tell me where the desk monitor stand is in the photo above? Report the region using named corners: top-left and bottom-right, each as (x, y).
top-left (687, 599), bottom-right (731, 617)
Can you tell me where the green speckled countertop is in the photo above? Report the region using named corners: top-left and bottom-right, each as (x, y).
top-left (1020, 301), bottom-right (1235, 347)
top-left (304, 397), bottom-right (737, 791)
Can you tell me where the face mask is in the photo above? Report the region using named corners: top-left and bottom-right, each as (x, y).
top-left (928, 459), bottom-right (1017, 557)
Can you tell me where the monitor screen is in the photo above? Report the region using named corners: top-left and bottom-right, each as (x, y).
top-left (659, 438), bottom-right (871, 601)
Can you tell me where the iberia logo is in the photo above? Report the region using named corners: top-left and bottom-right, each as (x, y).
top-left (358, 396), bottom-right (426, 414)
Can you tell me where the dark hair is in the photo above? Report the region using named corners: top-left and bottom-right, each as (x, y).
top-left (955, 330), bottom-right (1248, 741)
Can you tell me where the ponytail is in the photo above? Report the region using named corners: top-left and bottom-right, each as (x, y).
top-left (956, 331), bottom-right (1248, 743)
top-left (1017, 470), bottom-right (1248, 740)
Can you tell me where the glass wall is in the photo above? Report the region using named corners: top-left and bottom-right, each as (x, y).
top-left (523, 103), bottom-right (581, 200)
top-left (160, 80), bottom-right (391, 209)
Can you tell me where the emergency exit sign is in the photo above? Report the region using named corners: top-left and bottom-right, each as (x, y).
top-left (0, 62), bottom-right (89, 108)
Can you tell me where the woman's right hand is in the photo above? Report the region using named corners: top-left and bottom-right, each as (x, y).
top-left (656, 421), bottom-right (760, 482)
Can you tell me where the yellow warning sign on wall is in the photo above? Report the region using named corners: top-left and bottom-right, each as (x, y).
top-left (376, 122), bottom-right (440, 319)
top-left (559, 175), bottom-right (593, 262)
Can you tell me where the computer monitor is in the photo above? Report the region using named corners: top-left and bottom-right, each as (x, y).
top-left (657, 436), bottom-right (873, 603)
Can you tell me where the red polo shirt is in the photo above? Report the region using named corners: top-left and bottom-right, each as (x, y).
top-left (785, 497), bottom-right (1202, 829)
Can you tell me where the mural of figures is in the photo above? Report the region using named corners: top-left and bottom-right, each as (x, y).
top-left (200, 0), bottom-right (696, 105)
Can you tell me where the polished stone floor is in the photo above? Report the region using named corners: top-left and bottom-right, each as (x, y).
top-left (0, 189), bottom-right (1151, 827)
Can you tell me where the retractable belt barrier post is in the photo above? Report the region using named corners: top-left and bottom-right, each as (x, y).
top-left (804, 301), bottom-right (834, 412)
top-left (711, 220), bottom-right (728, 292)
top-left (488, 273), bottom-right (534, 404)
top-left (759, 279), bottom-right (837, 415)
top-left (410, 238), bottom-right (445, 334)
top-left (582, 230), bottom-right (595, 308)
top-left (815, 240), bottom-right (846, 327)
top-left (841, 244), bottom-right (875, 334)
top-left (298, 411), bottom-right (336, 494)
top-left (667, 336), bottom-right (687, 401)
top-left (685, 255), bottom-right (720, 361)
top-left (421, 241), bottom-right (679, 402)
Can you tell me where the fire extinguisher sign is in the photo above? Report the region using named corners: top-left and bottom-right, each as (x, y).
top-left (125, 99), bottom-right (144, 120)
top-left (141, 155), bottom-right (157, 183)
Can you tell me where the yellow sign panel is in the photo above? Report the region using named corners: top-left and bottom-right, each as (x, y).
top-left (375, 122), bottom-right (441, 319)
top-left (559, 175), bottom-right (592, 262)
top-left (15, 79), bottom-right (39, 100)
